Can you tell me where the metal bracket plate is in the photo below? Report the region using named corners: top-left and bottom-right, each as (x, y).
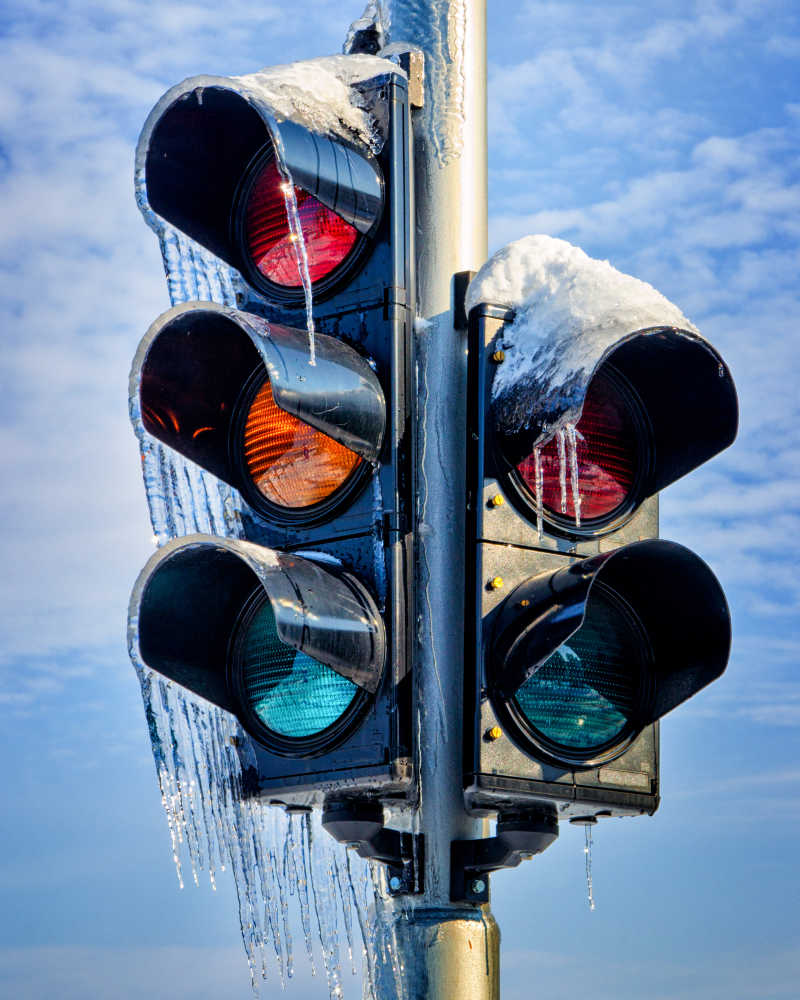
top-left (450, 808), bottom-right (558, 903)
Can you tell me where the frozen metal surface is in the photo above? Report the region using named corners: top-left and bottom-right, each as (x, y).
top-left (369, 906), bottom-right (500, 999)
top-left (386, 0), bottom-right (490, 911)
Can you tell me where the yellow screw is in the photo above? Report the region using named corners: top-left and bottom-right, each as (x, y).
top-left (489, 576), bottom-right (504, 591)
top-left (519, 598), bottom-right (530, 608)
top-left (491, 350), bottom-right (505, 363)
top-left (485, 726), bottom-right (503, 742)
top-left (489, 494), bottom-right (504, 508)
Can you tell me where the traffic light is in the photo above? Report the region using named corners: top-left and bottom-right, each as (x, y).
top-left (128, 58), bottom-right (417, 822)
top-left (462, 251), bottom-right (739, 832)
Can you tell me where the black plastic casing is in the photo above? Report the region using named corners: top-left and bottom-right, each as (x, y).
top-left (228, 76), bottom-right (416, 808)
top-left (464, 305), bottom-right (660, 822)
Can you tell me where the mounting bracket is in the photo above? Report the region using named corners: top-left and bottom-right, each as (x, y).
top-left (322, 798), bottom-right (424, 896)
top-left (451, 807), bottom-right (559, 903)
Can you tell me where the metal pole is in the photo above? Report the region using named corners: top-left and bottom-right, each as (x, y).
top-left (373, 2), bottom-right (497, 996)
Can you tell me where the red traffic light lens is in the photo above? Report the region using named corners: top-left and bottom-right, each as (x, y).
top-left (242, 155), bottom-right (359, 289)
top-left (242, 375), bottom-right (362, 511)
top-left (516, 369), bottom-right (640, 526)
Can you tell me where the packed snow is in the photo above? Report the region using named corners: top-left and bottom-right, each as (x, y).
top-left (235, 53), bottom-right (405, 155)
top-left (466, 234), bottom-right (698, 444)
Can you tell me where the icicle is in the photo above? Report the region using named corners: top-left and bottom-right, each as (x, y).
top-left (533, 445), bottom-right (543, 540)
top-left (306, 813), bottom-right (345, 999)
top-left (556, 427), bottom-right (568, 514)
top-left (584, 823), bottom-right (596, 911)
top-left (269, 126), bottom-right (317, 366)
top-left (267, 811), bottom-right (294, 979)
top-left (133, 203), bottom-right (389, 997)
top-left (287, 813), bottom-right (317, 975)
top-left (252, 818), bottom-right (285, 988)
top-left (566, 422), bottom-right (582, 527)
top-left (331, 850), bottom-right (357, 976)
top-left (188, 703), bottom-right (221, 889)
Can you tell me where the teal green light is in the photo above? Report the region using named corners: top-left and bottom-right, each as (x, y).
top-left (240, 599), bottom-right (358, 739)
top-left (514, 590), bottom-right (640, 751)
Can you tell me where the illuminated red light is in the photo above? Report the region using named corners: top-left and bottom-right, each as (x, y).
top-left (243, 158), bottom-right (359, 288)
top-left (516, 371), bottom-right (637, 523)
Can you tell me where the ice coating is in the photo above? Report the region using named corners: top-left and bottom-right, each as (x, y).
top-left (466, 234), bottom-right (698, 445)
top-left (234, 53), bottom-right (405, 155)
top-left (344, 2), bottom-right (390, 55)
top-left (128, 230), bottom-right (401, 997)
top-left (267, 119), bottom-right (318, 364)
top-left (383, 0), bottom-right (468, 164)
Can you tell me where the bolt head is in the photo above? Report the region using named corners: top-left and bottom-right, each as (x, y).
top-left (489, 576), bottom-right (504, 591)
top-left (470, 878), bottom-right (487, 895)
top-left (389, 876), bottom-right (402, 892)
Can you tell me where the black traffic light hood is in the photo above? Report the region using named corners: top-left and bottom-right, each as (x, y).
top-left (491, 539), bottom-right (731, 726)
top-left (493, 323), bottom-right (739, 498)
top-left (135, 74), bottom-right (384, 270)
top-left (130, 301), bottom-right (386, 486)
top-left (129, 534), bottom-right (386, 702)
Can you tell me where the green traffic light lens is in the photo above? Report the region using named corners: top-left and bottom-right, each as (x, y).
top-left (236, 594), bottom-right (359, 740)
top-left (513, 586), bottom-right (647, 757)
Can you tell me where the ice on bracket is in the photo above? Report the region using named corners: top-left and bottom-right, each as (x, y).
top-left (466, 235), bottom-right (696, 526)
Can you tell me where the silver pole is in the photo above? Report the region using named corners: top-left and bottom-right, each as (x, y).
top-left (373, 2), bottom-right (496, 996)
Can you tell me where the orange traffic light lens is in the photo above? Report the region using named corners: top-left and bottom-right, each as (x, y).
top-left (243, 377), bottom-right (361, 509)
top-left (244, 156), bottom-right (359, 289)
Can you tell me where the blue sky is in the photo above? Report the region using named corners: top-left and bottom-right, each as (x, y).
top-left (1, 0), bottom-right (798, 997)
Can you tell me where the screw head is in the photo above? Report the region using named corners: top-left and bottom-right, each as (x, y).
top-left (489, 576), bottom-right (504, 591)
top-left (485, 725), bottom-right (502, 742)
top-left (389, 876), bottom-right (402, 892)
top-left (489, 494), bottom-right (505, 508)
top-left (470, 878), bottom-right (487, 895)
top-left (491, 350), bottom-right (505, 363)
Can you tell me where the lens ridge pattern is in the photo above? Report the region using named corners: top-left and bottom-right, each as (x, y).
top-left (244, 157), bottom-right (358, 288)
top-left (516, 370), bottom-right (638, 524)
top-left (240, 597), bottom-right (358, 739)
top-left (514, 588), bottom-right (642, 754)
top-left (243, 378), bottom-right (361, 509)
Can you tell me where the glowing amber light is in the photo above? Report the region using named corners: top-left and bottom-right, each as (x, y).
top-left (243, 379), bottom-right (361, 509)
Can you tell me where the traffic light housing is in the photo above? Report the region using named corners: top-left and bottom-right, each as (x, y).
top-left (135, 63), bottom-right (413, 325)
top-left (128, 58), bottom-right (417, 812)
top-left (464, 291), bottom-right (738, 822)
